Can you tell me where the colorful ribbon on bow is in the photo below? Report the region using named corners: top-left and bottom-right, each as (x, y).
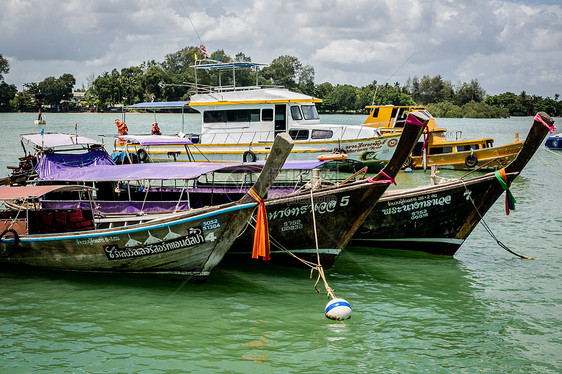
top-left (366, 170), bottom-right (396, 185)
top-left (494, 168), bottom-right (516, 215)
top-left (534, 113), bottom-right (556, 134)
top-left (247, 186), bottom-right (270, 260)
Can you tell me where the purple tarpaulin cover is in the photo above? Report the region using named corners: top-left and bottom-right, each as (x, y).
top-left (42, 162), bottom-right (245, 181)
top-left (36, 150), bottom-right (116, 180)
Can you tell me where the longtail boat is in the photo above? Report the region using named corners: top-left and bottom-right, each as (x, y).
top-left (0, 134), bottom-right (294, 281)
top-left (351, 112), bottom-right (555, 255)
top-left (224, 111), bottom-right (429, 267)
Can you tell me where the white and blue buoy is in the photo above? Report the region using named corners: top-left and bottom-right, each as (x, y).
top-left (325, 298), bottom-right (352, 320)
top-left (404, 167), bottom-right (413, 173)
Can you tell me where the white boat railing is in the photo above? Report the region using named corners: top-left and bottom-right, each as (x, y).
top-left (198, 124), bottom-right (379, 145)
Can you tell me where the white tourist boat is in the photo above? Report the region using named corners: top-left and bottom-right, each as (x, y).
top-left (113, 60), bottom-right (402, 170)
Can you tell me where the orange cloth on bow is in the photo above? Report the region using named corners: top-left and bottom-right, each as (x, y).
top-left (247, 186), bottom-right (270, 260)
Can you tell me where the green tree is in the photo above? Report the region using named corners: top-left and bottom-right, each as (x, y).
top-left (314, 82), bottom-right (335, 112)
top-left (142, 65), bottom-right (164, 102)
top-left (36, 74), bottom-right (76, 107)
top-left (0, 81), bottom-right (17, 109)
top-left (453, 79), bottom-right (485, 106)
top-left (260, 55), bottom-right (314, 94)
top-left (407, 75), bottom-right (453, 104)
top-left (12, 90), bottom-right (34, 112)
top-left (120, 66), bottom-right (144, 105)
top-left (328, 84), bottom-right (359, 112)
top-left (370, 82), bottom-right (415, 106)
top-left (426, 102), bottom-right (463, 118)
top-left (0, 53), bottom-right (9, 81)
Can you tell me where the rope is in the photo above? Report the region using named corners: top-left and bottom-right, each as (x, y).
top-left (536, 147), bottom-right (562, 177)
top-left (460, 179), bottom-right (535, 259)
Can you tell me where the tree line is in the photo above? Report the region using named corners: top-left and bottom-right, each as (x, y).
top-left (1, 48), bottom-right (560, 117)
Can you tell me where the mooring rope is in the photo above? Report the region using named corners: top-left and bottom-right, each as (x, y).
top-left (536, 147), bottom-right (562, 177)
top-left (460, 179), bottom-right (535, 259)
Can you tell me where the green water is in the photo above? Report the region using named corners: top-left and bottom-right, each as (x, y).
top-left (0, 113), bottom-right (560, 373)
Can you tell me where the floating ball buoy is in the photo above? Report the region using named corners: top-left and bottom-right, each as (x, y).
top-left (325, 298), bottom-right (352, 320)
top-left (404, 167), bottom-right (413, 173)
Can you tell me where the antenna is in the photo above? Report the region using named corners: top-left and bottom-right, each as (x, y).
top-left (371, 52), bottom-right (415, 105)
top-left (176, 0), bottom-right (204, 47)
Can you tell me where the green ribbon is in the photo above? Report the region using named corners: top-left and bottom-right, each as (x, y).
top-left (494, 170), bottom-right (516, 211)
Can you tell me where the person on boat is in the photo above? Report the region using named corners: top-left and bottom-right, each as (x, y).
top-left (151, 122), bottom-right (161, 135)
top-left (115, 119), bottom-right (128, 136)
top-left (115, 119), bottom-right (128, 145)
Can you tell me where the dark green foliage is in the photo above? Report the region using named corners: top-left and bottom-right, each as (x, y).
top-left (5, 46), bottom-right (560, 117)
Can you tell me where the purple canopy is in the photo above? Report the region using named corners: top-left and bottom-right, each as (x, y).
top-left (42, 162), bottom-right (248, 181)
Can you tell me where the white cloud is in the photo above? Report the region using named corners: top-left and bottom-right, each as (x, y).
top-left (1, 0), bottom-right (561, 97)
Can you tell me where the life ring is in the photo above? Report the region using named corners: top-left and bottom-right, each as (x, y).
top-left (137, 148), bottom-right (149, 162)
top-left (243, 150), bottom-right (257, 163)
top-left (553, 139), bottom-right (559, 148)
top-left (403, 156), bottom-right (413, 168)
top-left (0, 229), bottom-right (20, 257)
top-left (465, 154), bottom-right (478, 168)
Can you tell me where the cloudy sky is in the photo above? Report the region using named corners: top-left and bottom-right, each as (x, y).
top-left (1, 0), bottom-right (561, 97)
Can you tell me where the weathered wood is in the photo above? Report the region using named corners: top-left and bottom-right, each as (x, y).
top-left (239, 132), bottom-right (294, 202)
top-left (199, 133), bottom-right (294, 274)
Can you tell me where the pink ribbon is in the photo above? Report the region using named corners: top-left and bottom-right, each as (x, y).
top-left (367, 171), bottom-right (396, 185)
top-left (405, 114), bottom-right (426, 127)
top-left (534, 113), bottom-right (557, 134)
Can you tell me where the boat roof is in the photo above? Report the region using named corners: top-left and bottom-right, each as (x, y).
top-left (22, 133), bottom-right (103, 149)
top-left (40, 160), bottom-right (329, 182)
top-left (113, 135), bottom-right (194, 146)
top-left (125, 101), bottom-right (190, 110)
top-left (189, 87), bottom-right (321, 106)
top-left (0, 185), bottom-right (95, 200)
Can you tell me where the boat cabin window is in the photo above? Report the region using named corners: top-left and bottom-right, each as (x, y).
top-left (429, 146), bottom-right (453, 155)
top-left (370, 108), bottom-right (379, 118)
top-left (262, 108), bottom-right (273, 121)
top-left (290, 106), bottom-right (303, 120)
top-left (395, 108), bottom-right (409, 127)
top-left (301, 105), bottom-right (319, 120)
top-left (486, 140), bottom-right (493, 148)
top-left (311, 129), bottom-right (333, 139)
top-left (456, 144), bottom-right (480, 152)
top-left (203, 109), bottom-right (261, 123)
top-left (288, 129), bottom-right (309, 140)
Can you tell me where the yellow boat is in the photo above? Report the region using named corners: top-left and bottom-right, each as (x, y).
top-left (362, 105), bottom-right (524, 170)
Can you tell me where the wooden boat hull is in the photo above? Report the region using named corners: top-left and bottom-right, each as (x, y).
top-left (351, 112), bottom-right (554, 256)
top-left (351, 173), bottom-right (513, 255)
top-left (0, 203), bottom-right (257, 281)
top-left (226, 179), bottom-right (392, 268)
